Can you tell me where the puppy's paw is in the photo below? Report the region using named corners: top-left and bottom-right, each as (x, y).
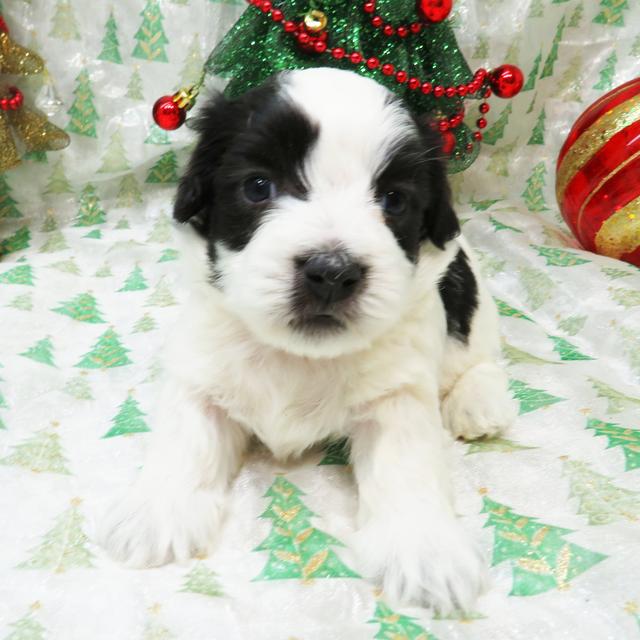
top-left (442, 362), bottom-right (517, 441)
top-left (356, 515), bottom-right (486, 614)
top-left (99, 484), bottom-right (223, 568)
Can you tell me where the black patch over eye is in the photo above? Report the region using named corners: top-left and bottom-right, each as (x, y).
top-left (381, 190), bottom-right (408, 216)
top-left (243, 176), bottom-right (276, 203)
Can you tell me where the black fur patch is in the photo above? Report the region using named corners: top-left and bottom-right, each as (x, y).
top-left (438, 249), bottom-right (478, 342)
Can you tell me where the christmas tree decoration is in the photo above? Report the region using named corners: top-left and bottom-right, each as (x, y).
top-left (132, 0), bottom-right (170, 63)
top-left (368, 601), bottom-right (436, 639)
top-left (116, 173), bottom-right (143, 208)
top-left (587, 417), bottom-right (640, 471)
top-left (482, 103), bottom-right (512, 145)
top-left (97, 11), bottom-right (122, 64)
top-left (562, 457), bottom-right (640, 526)
top-left (601, 266), bottom-right (633, 279)
top-left (319, 438), bottom-right (350, 465)
top-left (487, 139), bottom-right (518, 176)
top-left (494, 298), bottom-right (533, 322)
top-left (476, 249), bottom-right (506, 277)
top-left (0, 226), bottom-right (30, 257)
top-left (489, 64), bottom-right (524, 99)
top-left (39, 230), bottom-right (68, 253)
top-left (481, 495), bottom-right (606, 596)
top-left (557, 315), bottom-right (586, 336)
top-left (532, 245), bottom-right (590, 267)
top-left (471, 34), bottom-right (489, 60)
top-left (49, 0), bottom-right (81, 41)
top-left (145, 277), bottom-right (177, 307)
top-left (94, 262), bottom-right (112, 278)
top-left (50, 257), bottom-right (81, 275)
top-left (552, 55), bottom-right (582, 103)
top-left (158, 248), bottom-right (179, 262)
top-left (146, 151), bottom-right (179, 183)
top-left (589, 377), bottom-right (640, 414)
top-left (20, 336), bottom-right (55, 367)
top-left (527, 108), bottom-right (546, 145)
top-left (4, 607), bottom-right (47, 640)
top-left (521, 51), bottom-right (541, 92)
top-left (44, 157), bottom-right (73, 194)
top-left (52, 292), bottom-right (106, 324)
top-left (66, 68), bottom-right (99, 138)
top-left (509, 379), bottom-right (565, 415)
top-left (180, 562), bottom-right (224, 597)
top-left (115, 217), bottom-right (130, 230)
top-left (0, 263), bottom-right (34, 285)
top-left (141, 617), bottom-right (176, 640)
top-left (126, 67), bottom-right (145, 101)
top-left (556, 77), bottom-right (640, 267)
top-left (63, 371), bottom-right (93, 400)
top-left (568, 1), bottom-right (584, 28)
top-left (1, 425), bottom-right (71, 474)
top-left (489, 216), bottom-right (522, 233)
top-left (527, 0), bottom-right (544, 18)
top-left (133, 312), bottom-right (157, 333)
top-left (119, 265), bottom-right (149, 292)
top-left (631, 34), bottom-right (640, 58)
top-left (593, 0), bottom-right (629, 28)
top-left (98, 129), bottom-right (130, 173)
top-left (103, 393), bottom-right (150, 438)
top-left (518, 265), bottom-right (554, 310)
top-left (73, 184), bottom-right (105, 226)
top-left (147, 213), bottom-right (172, 243)
top-left (547, 335), bottom-right (593, 361)
top-left (75, 327), bottom-right (132, 369)
top-left (619, 326), bottom-right (640, 376)
top-left (466, 436), bottom-right (535, 455)
top-left (0, 173), bottom-right (22, 218)
top-left (593, 51), bottom-right (617, 91)
top-left (181, 34), bottom-right (205, 87)
top-left (83, 229), bottom-right (102, 240)
top-left (609, 286), bottom-right (640, 309)
top-left (501, 340), bottom-right (558, 366)
top-left (253, 476), bottom-right (360, 580)
top-left (19, 498), bottom-right (94, 571)
top-left (8, 292), bottom-right (33, 310)
top-left (540, 16), bottom-right (565, 79)
top-left (145, 123), bottom-right (171, 145)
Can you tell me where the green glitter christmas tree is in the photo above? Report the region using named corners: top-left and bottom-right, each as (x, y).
top-left (63, 372), bottom-right (93, 401)
top-left (146, 151), bottom-right (179, 183)
top-left (116, 173), bottom-right (143, 207)
top-left (1, 425), bottom-right (71, 474)
top-left (98, 130), bottom-right (129, 173)
top-left (76, 328), bottom-right (131, 369)
top-left (49, 0), bottom-right (81, 41)
top-left (126, 67), bottom-right (145, 100)
top-left (0, 173), bottom-right (23, 218)
top-left (532, 245), bottom-right (590, 267)
top-left (180, 562), bottom-right (224, 597)
top-left (589, 377), bottom-right (640, 414)
top-left (521, 161), bottom-right (549, 206)
top-left (4, 606), bottom-right (47, 640)
top-left (540, 16), bottom-right (565, 78)
top-left (368, 601), bottom-right (436, 639)
top-left (119, 265), bottom-right (149, 292)
top-left (466, 436), bottom-right (535, 455)
top-left (44, 158), bottom-right (73, 194)
top-left (0, 227), bottom-right (30, 257)
top-left (587, 418), bottom-right (640, 471)
top-left (20, 337), bottom-right (55, 367)
top-left (547, 335), bottom-right (593, 361)
top-left (66, 69), bottom-right (99, 137)
top-left (145, 277), bottom-right (177, 307)
top-left (133, 313), bottom-right (157, 333)
top-left (527, 108), bottom-right (546, 145)
top-left (509, 379), bottom-right (565, 415)
top-left (74, 184), bottom-right (105, 226)
top-left (494, 298), bottom-right (533, 322)
top-left (103, 393), bottom-right (150, 438)
top-left (593, 51), bottom-right (617, 91)
top-left (98, 11), bottom-right (122, 64)
top-left (0, 264), bottom-right (34, 286)
top-left (593, 0), bottom-right (629, 27)
top-left (53, 292), bottom-right (106, 323)
top-left (132, 0), bottom-right (169, 62)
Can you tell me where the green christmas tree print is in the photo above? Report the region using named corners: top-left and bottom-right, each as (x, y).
top-left (553, 55), bottom-right (583, 102)
top-left (98, 11), bottom-right (122, 64)
top-left (4, 607), bottom-right (46, 640)
top-left (631, 34), bottom-right (640, 58)
top-left (116, 173), bottom-right (143, 208)
top-left (528, 0), bottom-right (544, 17)
top-left (94, 262), bottom-right (112, 278)
top-left (63, 372), bottom-right (93, 401)
top-left (568, 1), bottom-right (583, 27)
top-left (20, 337), bottom-right (55, 367)
top-left (147, 214), bottom-right (172, 243)
top-left (619, 326), bottom-right (640, 376)
top-left (253, 476), bottom-right (360, 580)
top-left (98, 130), bottom-right (129, 173)
top-left (482, 103), bottom-right (512, 145)
top-left (548, 335), bottom-right (593, 361)
top-left (51, 258), bottom-right (81, 275)
top-left (487, 139), bottom-right (518, 177)
top-left (115, 217), bottom-right (130, 230)
top-left (589, 377), bottom-right (640, 414)
top-left (145, 278), bottom-right (177, 307)
top-left (0, 173), bottom-right (22, 219)
top-left (522, 51), bottom-right (542, 91)
top-left (509, 379), bottom-right (565, 414)
top-left (540, 16), bottom-right (566, 78)
top-left (0, 264), bottom-right (34, 285)
top-left (466, 437), bottom-right (535, 455)
top-left (158, 248), bottom-right (179, 263)
top-left (494, 298), bottom-right (533, 322)
top-left (146, 151), bottom-right (179, 183)
top-left (52, 292), bottom-right (106, 323)
top-left (76, 328), bottom-right (132, 369)
top-left (126, 67), bottom-right (145, 101)
top-left (558, 314), bottom-right (586, 336)
top-left (19, 498), bottom-right (94, 571)
top-left (74, 184), bottom-right (105, 226)
top-left (180, 562), bottom-right (224, 597)
top-left (44, 158), bottom-right (73, 195)
top-left (519, 266), bottom-right (554, 310)
top-left (601, 266), bottom-right (633, 279)
top-left (83, 229), bottom-right (102, 240)
top-left (593, 0), bottom-right (629, 27)
top-left (133, 312), bottom-right (156, 333)
top-left (593, 51), bottom-right (617, 90)
top-left (504, 35), bottom-right (520, 65)
top-left (490, 216), bottom-right (522, 233)
top-left (8, 292), bottom-right (33, 311)
top-left (41, 212), bottom-right (58, 232)
top-left (0, 226), bottom-right (30, 257)
top-left (368, 601), bottom-right (436, 640)
top-left (525, 92), bottom-right (536, 114)
top-left (181, 34), bottom-right (204, 87)
top-left (103, 393), bottom-right (149, 438)
top-left (562, 457), bottom-right (640, 525)
top-left (49, 0), bottom-right (80, 40)
top-left (476, 250), bottom-right (506, 277)
top-left (502, 340), bottom-right (558, 366)
top-left (1, 425), bottom-right (70, 474)
top-left (527, 108), bottom-right (546, 145)
top-left (532, 246), bottom-right (590, 267)
top-left (319, 438), bottom-right (350, 465)
top-left (471, 34), bottom-right (489, 59)
top-left (481, 495), bottom-right (606, 595)
top-left (66, 69), bottom-right (99, 138)
top-left (144, 123), bottom-right (171, 145)
top-left (132, 0), bottom-right (169, 62)
top-left (609, 286), bottom-right (640, 309)
top-left (119, 265), bottom-right (149, 292)
top-left (23, 150), bottom-right (48, 163)
top-left (587, 418), bottom-right (640, 471)
top-left (142, 617), bottom-right (175, 640)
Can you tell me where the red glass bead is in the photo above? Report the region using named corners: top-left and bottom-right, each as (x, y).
top-left (465, 142), bottom-right (474, 153)
top-left (363, 1), bottom-right (375, 12)
top-left (261, 1), bottom-right (272, 12)
top-left (438, 120), bottom-right (449, 132)
top-left (350, 52), bottom-right (363, 64)
top-left (466, 82), bottom-right (475, 94)
top-left (473, 131), bottom-right (483, 141)
top-left (410, 22), bottom-right (422, 33)
top-left (479, 102), bottom-right (490, 114)
top-left (297, 32), bottom-right (310, 44)
top-left (445, 86), bottom-right (456, 98)
top-left (489, 64), bottom-right (524, 99)
top-left (441, 130), bottom-right (455, 154)
top-left (332, 47), bottom-right (345, 59)
top-left (314, 40), bottom-right (327, 53)
top-left (417, 0), bottom-right (452, 23)
top-left (475, 68), bottom-right (487, 79)
top-left (397, 26), bottom-right (409, 37)
top-left (371, 16), bottom-right (383, 27)
top-left (433, 85), bottom-right (445, 98)
top-left (271, 9), bottom-right (283, 21)
top-left (0, 98), bottom-right (8, 111)
top-left (421, 82), bottom-right (432, 94)
top-left (484, 87), bottom-right (493, 98)
top-left (396, 71), bottom-right (408, 83)
top-left (457, 84), bottom-right (467, 97)
top-left (408, 77), bottom-right (420, 90)
top-left (366, 56), bottom-right (380, 69)
top-left (477, 117), bottom-right (487, 129)
top-left (152, 95), bottom-right (185, 130)
top-left (284, 20), bottom-right (296, 32)
top-left (381, 63), bottom-right (394, 76)
top-left (383, 25), bottom-right (395, 36)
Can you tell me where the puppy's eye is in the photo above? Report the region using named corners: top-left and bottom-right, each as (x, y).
top-left (243, 176), bottom-right (276, 203)
top-left (381, 190), bottom-right (407, 216)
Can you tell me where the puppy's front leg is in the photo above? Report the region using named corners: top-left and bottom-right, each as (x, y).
top-left (351, 390), bottom-right (485, 613)
top-left (100, 381), bottom-right (247, 567)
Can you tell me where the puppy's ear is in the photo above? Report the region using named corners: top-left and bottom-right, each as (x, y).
top-left (173, 92), bottom-right (234, 233)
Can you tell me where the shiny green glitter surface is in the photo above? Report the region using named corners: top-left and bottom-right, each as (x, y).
top-left (205, 1), bottom-right (480, 172)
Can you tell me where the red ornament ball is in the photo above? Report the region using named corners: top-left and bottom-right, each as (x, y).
top-left (152, 95), bottom-right (185, 130)
top-left (441, 130), bottom-right (455, 154)
top-left (417, 0), bottom-right (452, 22)
top-left (556, 77), bottom-right (640, 267)
top-left (489, 64), bottom-right (524, 99)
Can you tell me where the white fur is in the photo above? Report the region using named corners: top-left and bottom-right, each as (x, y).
top-left (100, 68), bottom-right (516, 613)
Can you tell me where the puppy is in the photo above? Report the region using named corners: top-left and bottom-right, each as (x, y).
top-left (101, 67), bottom-right (516, 612)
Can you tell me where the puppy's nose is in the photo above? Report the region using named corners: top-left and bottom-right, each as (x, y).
top-left (300, 251), bottom-right (363, 304)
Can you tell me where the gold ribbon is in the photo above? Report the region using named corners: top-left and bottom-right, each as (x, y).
top-left (594, 194), bottom-right (640, 258)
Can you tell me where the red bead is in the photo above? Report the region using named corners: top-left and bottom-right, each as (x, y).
top-left (395, 70), bottom-right (408, 83)
top-left (433, 85), bottom-right (445, 98)
top-left (0, 98), bottom-right (8, 110)
top-left (410, 22), bottom-right (422, 33)
top-left (457, 84), bottom-right (467, 97)
top-left (152, 95), bottom-right (185, 130)
top-left (408, 77), bottom-right (420, 90)
top-left (284, 20), bottom-right (296, 32)
top-left (314, 40), bottom-right (327, 53)
top-left (421, 82), bottom-right (432, 94)
top-left (350, 52), bottom-right (363, 64)
top-left (381, 63), bottom-right (394, 76)
top-left (466, 82), bottom-right (475, 94)
top-left (489, 64), bottom-right (524, 99)
top-left (484, 87), bottom-right (493, 98)
top-left (476, 117), bottom-right (487, 129)
top-left (417, 0), bottom-right (452, 22)
top-left (445, 86), bottom-right (456, 98)
top-left (260, 1), bottom-right (272, 12)
top-left (271, 9), bottom-right (283, 21)
top-left (297, 32), bottom-right (310, 44)
top-left (383, 25), bottom-right (395, 36)
top-left (438, 120), bottom-right (449, 132)
top-left (475, 68), bottom-right (487, 79)
top-left (473, 131), bottom-right (483, 141)
top-left (465, 143), bottom-right (474, 153)
top-left (441, 130), bottom-right (455, 154)
top-left (479, 102), bottom-right (490, 114)
top-left (332, 47), bottom-right (345, 59)
top-left (397, 25), bottom-right (409, 37)
top-left (366, 56), bottom-right (380, 69)
top-left (371, 16), bottom-right (383, 27)
top-left (363, 1), bottom-right (375, 12)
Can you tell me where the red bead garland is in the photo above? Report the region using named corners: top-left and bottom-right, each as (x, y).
top-left (0, 86), bottom-right (23, 111)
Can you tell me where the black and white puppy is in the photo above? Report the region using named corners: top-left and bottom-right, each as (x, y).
top-left (101, 68), bottom-right (516, 612)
